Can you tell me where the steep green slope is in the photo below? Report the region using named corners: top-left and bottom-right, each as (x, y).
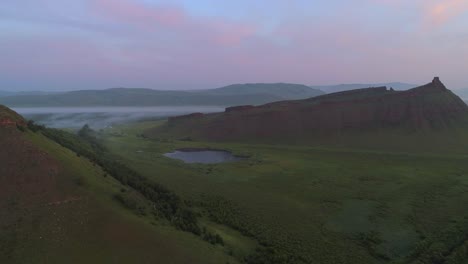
top-left (0, 107), bottom-right (238, 263)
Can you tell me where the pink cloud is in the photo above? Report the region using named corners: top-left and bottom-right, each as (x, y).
top-left (92, 0), bottom-right (186, 27)
top-left (89, 0), bottom-right (257, 46)
top-left (371, 0), bottom-right (468, 28)
top-left (425, 0), bottom-right (468, 27)
top-left (0, 36), bottom-right (136, 86)
top-left (2, 0), bottom-right (468, 90)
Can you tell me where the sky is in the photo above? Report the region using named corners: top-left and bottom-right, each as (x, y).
top-left (1, 0), bottom-right (467, 91)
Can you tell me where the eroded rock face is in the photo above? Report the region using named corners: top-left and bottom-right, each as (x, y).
top-left (0, 118), bottom-right (17, 127)
top-left (162, 78), bottom-right (468, 141)
top-left (225, 105), bottom-right (255, 113)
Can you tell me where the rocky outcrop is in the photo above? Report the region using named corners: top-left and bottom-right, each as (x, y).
top-left (0, 118), bottom-right (17, 127)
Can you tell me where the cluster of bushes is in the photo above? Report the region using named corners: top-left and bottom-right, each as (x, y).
top-left (407, 218), bottom-right (468, 264)
top-left (355, 231), bottom-right (389, 261)
top-left (100, 158), bottom-right (200, 233)
top-left (30, 123), bottom-right (96, 159)
top-left (114, 192), bottom-right (147, 216)
top-left (244, 246), bottom-right (301, 264)
top-left (201, 227), bottom-right (224, 245)
top-left (199, 194), bottom-right (308, 264)
top-left (27, 120), bottom-right (45, 132)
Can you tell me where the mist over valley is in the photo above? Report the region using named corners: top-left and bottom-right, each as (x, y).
top-left (13, 106), bottom-right (224, 128)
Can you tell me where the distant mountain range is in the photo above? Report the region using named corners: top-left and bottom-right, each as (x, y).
top-left (0, 83), bottom-right (324, 107)
top-left (0, 91), bottom-right (14, 97)
top-left (3, 82), bottom-right (466, 109)
top-left (309, 82), bottom-right (417, 94)
top-left (0, 90), bottom-right (62, 97)
top-left (149, 78), bottom-right (468, 152)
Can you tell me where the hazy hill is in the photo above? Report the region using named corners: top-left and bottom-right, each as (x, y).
top-left (310, 82), bottom-right (417, 94)
top-left (0, 90), bottom-right (61, 98)
top-left (150, 78), bottom-right (468, 152)
top-left (0, 91), bottom-right (15, 97)
top-left (0, 84), bottom-right (324, 107)
top-left (198, 83), bottom-right (324, 99)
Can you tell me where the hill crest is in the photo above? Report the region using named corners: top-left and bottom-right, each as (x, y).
top-left (310, 82), bottom-right (417, 94)
top-left (0, 105), bottom-right (26, 128)
top-left (153, 78), bottom-right (468, 146)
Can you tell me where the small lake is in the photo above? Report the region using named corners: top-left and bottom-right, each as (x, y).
top-left (164, 149), bottom-right (244, 164)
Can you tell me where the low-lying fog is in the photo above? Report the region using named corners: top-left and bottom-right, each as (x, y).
top-left (12, 106), bottom-right (224, 129)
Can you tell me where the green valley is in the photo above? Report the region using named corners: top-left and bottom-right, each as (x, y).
top-left (96, 119), bottom-right (468, 263)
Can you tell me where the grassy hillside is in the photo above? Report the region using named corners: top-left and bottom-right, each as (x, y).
top-left (149, 78), bottom-right (468, 152)
top-left (0, 109), bottom-right (239, 263)
top-left (0, 84), bottom-right (324, 107)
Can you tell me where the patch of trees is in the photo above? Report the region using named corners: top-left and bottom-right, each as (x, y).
top-left (114, 192), bottom-right (147, 216)
top-left (244, 247), bottom-right (300, 264)
top-left (201, 227), bottom-right (224, 245)
top-left (98, 157), bottom-right (200, 234)
top-left (355, 231), bottom-right (389, 261)
top-left (27, 120), bottom-right (45, 132)
top-left (200, 194), bottom-right (308, 264)
top-left (406, 218), bottom-right (468, 264)
top-left (16, 124), bottom-right (26, 132)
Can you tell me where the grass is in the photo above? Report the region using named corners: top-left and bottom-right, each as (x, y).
top-left (101, 121), bottom-right (468, 263)
top-left (4, 130), bottom-right (239, 264)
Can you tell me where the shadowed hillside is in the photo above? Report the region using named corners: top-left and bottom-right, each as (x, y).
top-left (0, 106), bottom-right (237, 263)
top-left (0, 105), bottom-right (26, 127)
top-left (149, 78), bottom-right (468, 152)
top-left (0, 83), bottom-right (324, 107)
top-left (310, 82), bottom-right (417, 94)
